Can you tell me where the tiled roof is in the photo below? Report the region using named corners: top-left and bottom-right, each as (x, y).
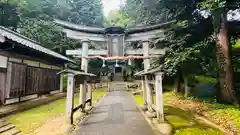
top-left (0, 26), bottom-right (74, 63)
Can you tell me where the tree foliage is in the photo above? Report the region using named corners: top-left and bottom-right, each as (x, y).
top-left (106, 10), bottom-right (132, 27)
top-left (120, 0), bottom-right (240, 103)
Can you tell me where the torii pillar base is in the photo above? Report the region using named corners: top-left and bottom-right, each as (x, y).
top-left (85, 83), bottom-right (93, 112)
top-left (66, 73), bottom-right (74, 125)
top-left (140, 77), bottom-right (148, 111)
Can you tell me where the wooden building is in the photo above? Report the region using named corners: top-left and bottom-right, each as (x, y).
top-left (0, 26), bottom-right (74, 104)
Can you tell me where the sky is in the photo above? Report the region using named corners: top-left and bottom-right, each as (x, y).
top-left (101, 0), bottom-right (125, 16)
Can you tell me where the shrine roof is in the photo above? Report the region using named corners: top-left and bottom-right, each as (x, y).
top-left (0, 26), bottom-right (74, 63)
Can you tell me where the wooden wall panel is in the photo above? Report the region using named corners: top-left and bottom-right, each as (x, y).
top-left (5, 62), bottom-right (61, 99)
top-left (9, 63), bottom-right (26, 98)
top-left (26, 67), bottom-right (60, 95)
top-left (0, 72), bottom-right (6, 103)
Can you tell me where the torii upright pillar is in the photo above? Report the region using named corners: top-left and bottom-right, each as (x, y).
top-left (155, 72), bottom-right (164, 122)
top-left (79, 39), bottom-right (89, 112)
top-left (66, 73), bottom-right (74, 124)
top-left (143, 40), bottom-right (155, 117)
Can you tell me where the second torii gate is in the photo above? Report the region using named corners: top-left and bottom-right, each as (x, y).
top-left (55, 19), bottom-right (173, 115)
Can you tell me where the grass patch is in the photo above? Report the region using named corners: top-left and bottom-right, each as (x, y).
top-left (163, 91), bottom-right (240, 133)
top-left (174, 128), bottom-right (224, 135)
top-left (207, 103), bottom-right (240, 131)
top-left (133, 94), bottom-right (224, 135)
top-left (8, 89), bottom-right (106, 134)
top-left (194, 75), bottom-right (217, 84)
top-left (233, 39), bottom-right (240, 49)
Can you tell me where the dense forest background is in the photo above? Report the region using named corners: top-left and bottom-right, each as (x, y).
top-left (1, 0), bottom-right (105, 54)
top-left (107, 0), bottom-right (240, 104)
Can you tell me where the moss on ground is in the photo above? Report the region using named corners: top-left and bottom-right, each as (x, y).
top-left (194, 75), bottom-right (217, 83)
top-left (163, 92), bottom-right (240, 133)
top-left (8, 89), bottom-right (106, 134)
top-left (133, 95), bottom-right (224, 135)
top-left (207, 103), bottom-right (240, 132)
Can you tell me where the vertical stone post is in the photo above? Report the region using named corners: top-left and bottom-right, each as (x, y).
top-left (66, 73), bottom-right (74, 124)
top-left (60, 74), bottom-right (64, 92)
top-left (155, 72), bottom-right (164, 122)
top-left (143, 41), bottom-right (150, 71)
top-left (85, 82), bottom-right (93, 111)
top-left (79, 39), bottom-right (89, 112)
top-left (142, 40), bottom-right (154, 116)
top-left (145, 76), bottom-right (154, 111)
top-left (140, 76), bottom-right (147, 111)
top-left (108, 82), bottom-right (111, 92)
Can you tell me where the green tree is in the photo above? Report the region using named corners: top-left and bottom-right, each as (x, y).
top-left (106, 10), bottom-right (132, 27)
top-left (0, 1), bottom-right (20, 29)
top-left (122, 0), bottom-right (196, 25)
top-left (0, 0), bottom-right (105, 54)
top-left (122, 0), bottom-right (240, 104)
top-left (17, 16), bottom-right (79, 54)
top-left (65, 0), bottom-right (105, 26)
top-left (199, 0), bottom-right (240, 104)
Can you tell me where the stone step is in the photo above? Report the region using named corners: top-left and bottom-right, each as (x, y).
top-left (0, 124), bottom-right (15, 133)
top-left (0, 118), bottom-right (7, 123)
top-left (2, 128), bottom-right (21, 135)
top-left (0, 122), bottom-right (9, 128)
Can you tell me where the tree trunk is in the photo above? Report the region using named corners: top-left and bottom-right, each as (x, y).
top-left (173, 73), bottom-right (180, 93)
top-left (183, 75), bottom-right (189, 98)
top-left (215, 13), bottom-right (237, 104)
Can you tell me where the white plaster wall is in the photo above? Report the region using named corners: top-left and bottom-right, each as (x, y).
top-left (0, 55), bottom-right (8, 68)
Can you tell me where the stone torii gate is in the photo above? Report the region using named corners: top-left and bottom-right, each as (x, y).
top-left (55, 19), bottom-right (173, 114)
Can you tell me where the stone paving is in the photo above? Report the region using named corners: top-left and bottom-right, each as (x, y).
top-left (72, 83), bottom-right (157, 135)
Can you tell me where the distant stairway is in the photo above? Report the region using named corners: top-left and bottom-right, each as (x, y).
top-left (0, 118), bottom-right (20, 135)
top-left (110, 81), bottom-right (127, 91)
top-left (113, 73), bottom-right (124, 81)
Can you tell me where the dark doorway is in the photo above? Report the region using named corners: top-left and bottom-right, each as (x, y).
top-left (115, 67), bottom-right (122, 73)
top-left (114, 67), bottom-right (123, 81)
